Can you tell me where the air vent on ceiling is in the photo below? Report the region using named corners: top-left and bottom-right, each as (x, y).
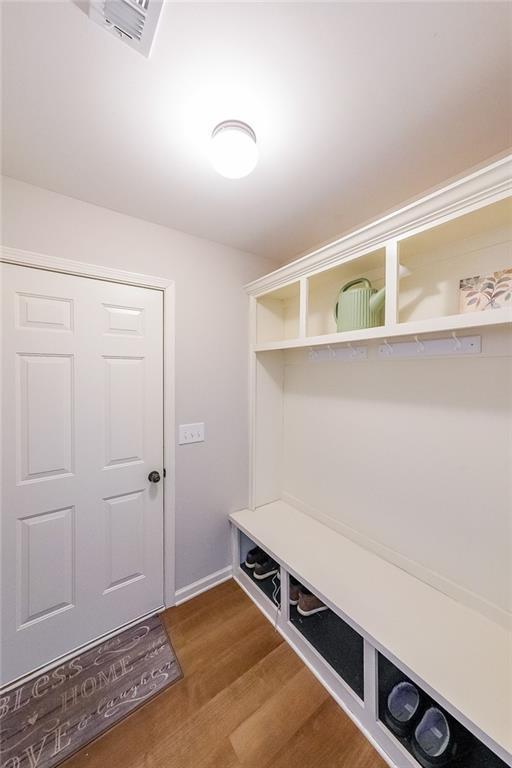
top-left (89, 0), bottom-right (163, 57)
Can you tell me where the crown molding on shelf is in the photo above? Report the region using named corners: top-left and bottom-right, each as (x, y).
top-left (246, 155), bottom-right (512, 297)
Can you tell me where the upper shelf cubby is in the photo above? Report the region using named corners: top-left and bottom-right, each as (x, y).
top-left (255, 281), bottom-right (300, 344)
top-left (248, 158), bottom-right (512, 352)
top-left (398, 197), bottom-right (512, 324)
top-left (307, 248), bottom-right (386, 337)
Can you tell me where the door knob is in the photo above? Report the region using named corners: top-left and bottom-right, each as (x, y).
top-left (148, 471), bottom-right (161, 483)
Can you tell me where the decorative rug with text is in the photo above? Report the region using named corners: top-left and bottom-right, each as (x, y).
top-left (0, 614), bottom-right (182, 768)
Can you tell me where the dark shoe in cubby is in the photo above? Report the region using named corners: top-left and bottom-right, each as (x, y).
top-left (411, 707), bottom-right (458, 767)
top-left (383, 681), bottom-right (423, 738)
top-left (253, 557), bottom-right (279, 580)
top-left (289, 576), bottom-right (301, 605)
top-left (244, 546), bottom-right (266, 569)
top-left (378, 653), bottom-right (506, 768)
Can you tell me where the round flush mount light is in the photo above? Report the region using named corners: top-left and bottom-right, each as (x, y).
top-left (210, 120), bottom-right (258, 179)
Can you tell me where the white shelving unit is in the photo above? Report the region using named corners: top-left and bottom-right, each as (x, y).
top-left (230, 502), bottom-right (512, 767)
top-left (230, 156), bottom-right (512, 768)
top-left (251, 191), bottom-right (512, 353)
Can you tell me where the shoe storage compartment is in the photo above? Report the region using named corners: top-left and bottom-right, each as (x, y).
top-left (288, 578), bottom-right (364, 700)
top-left (378, 653), bottom-right (508, 768)
top-left (230, 504), bottom-right (512, 768)
top-left (238, 531), bottom-right (281, 609)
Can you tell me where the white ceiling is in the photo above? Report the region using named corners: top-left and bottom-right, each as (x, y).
top-left (2, 1), bottom-right (511, 263)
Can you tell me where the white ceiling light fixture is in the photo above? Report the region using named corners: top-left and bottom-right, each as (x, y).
top-left (210, 121), bottom-right (258, 179)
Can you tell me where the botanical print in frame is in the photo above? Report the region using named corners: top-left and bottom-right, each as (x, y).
top-left (459, 267), bottom-right (512, 312)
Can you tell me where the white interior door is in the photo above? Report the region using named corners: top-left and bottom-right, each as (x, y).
top-left (1, 264), bottom-right (165, 686)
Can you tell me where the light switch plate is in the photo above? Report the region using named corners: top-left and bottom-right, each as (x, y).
top-left (178, 422), bottom-right (205, 445)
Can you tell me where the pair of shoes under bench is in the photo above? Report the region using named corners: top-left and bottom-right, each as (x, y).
top-left (385, 682), bottom-right (460, 767)
top-left (297, 590), bottom-right (328, 616)
top-left (289, 577), bottom-right (328, 616)
top-left (254, 557), bottom-right (279, 580)
top-left (245, 547), bottom-right (279, 580)
top-left (244, 546), bottom-right (266, 569)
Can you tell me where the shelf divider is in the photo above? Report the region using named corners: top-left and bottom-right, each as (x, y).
top-left (299, 277), bottom-right (308, 338)
top-left (385, 240), bottom-right (399, 326)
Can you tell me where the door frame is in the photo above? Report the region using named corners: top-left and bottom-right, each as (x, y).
top-left (1, 245), bottom-right (176, 609)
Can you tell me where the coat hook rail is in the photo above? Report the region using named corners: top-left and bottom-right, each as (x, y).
top-left (308, 344), bottom-right (368, 362)
top-left (452, 331), bottom-right (462, 351)
top-left (414, 335), bottom-right (425, 353)
top-left (378, 334), bottom-right (481, 359)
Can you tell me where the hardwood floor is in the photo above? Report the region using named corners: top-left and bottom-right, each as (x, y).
top-left (63, 580), bottom-right (387, 768)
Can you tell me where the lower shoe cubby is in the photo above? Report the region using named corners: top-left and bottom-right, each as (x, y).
top-left (288, 576), bottom-right (364, 700)
top-left (238, 531), bottom-right (281, 608)
top-left (378, 653), bottom-right (508, 768)
top-left (231, 518), bottom-right (510, 768)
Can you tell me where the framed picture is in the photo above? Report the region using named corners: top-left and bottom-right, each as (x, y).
top-left (459, 267), bottom-right (512, 313)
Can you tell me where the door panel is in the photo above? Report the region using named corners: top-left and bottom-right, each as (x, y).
top-left (103, 303), bottom-right (144, 336)
top-left (104, 490), bottom-right (145, 593)
top-left (17, 292), bottom-right (74, 332)
top-left (104, 356), bottom-right (144, 467)
top-left (1, 264), bottom-right (164, 685)
top-left (19, 506), bottom-right (75, 625)
top-left (18, 353), bottom-right (75, 481)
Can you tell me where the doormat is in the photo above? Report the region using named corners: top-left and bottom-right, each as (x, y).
top-left (0, 614), bottom-right (182, 768)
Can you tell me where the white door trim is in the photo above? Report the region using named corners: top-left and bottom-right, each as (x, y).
top-left (0, 246), bottom-right (171, 290)
top-left (1, 245), bottom-right (176, 609)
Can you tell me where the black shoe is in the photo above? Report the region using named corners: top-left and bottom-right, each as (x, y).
top-left (253, 557), bottom-right (279, 580)
top-left (244, 546), bottom-right (266, 569)
top-left (383, 681), bottom-right (422, 738)
top-left (411, 707), bottom-right (457, 767)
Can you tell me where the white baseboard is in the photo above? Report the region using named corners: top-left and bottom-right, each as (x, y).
top-left (174, 565), bottom-right (233, 605)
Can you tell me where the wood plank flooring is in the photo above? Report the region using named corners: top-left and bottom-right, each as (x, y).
top-left (63, 580), bottom-right (388, 768)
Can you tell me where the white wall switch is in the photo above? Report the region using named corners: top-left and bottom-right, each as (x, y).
top-left (178, 422), bottom-right (205, 445)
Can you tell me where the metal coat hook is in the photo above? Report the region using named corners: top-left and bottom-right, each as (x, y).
top-left (308, 347), bottom-right (319, 360)
top-left (414, 335), bottom-right (425, 353)
top-left (327, 344), bottom-right (336, 359)
top-left (378, 334), bottom-right (480, 359)
top-left (347, 342), bottom-right (358, 358)
top-left (451, 331), bottom-right (462, 351)
top-left (383, 339), bottom-right (393, 355)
